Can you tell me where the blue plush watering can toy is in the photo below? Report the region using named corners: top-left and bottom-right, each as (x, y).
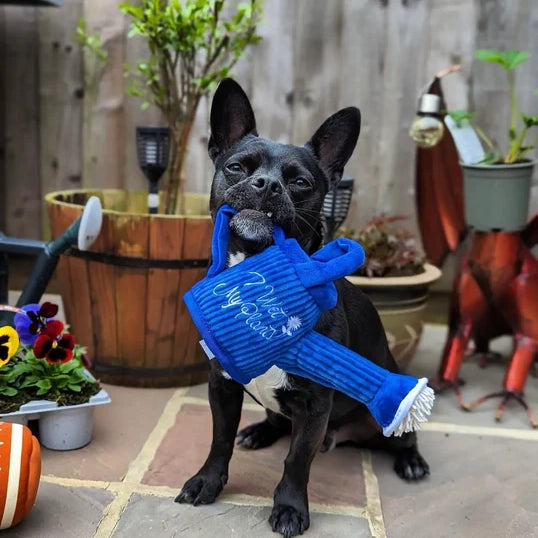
top-left (184, 205), bottom-right (434, 437)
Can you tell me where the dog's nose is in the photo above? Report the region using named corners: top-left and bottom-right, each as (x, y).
top-left (251, 177), bottom-right (283, 196)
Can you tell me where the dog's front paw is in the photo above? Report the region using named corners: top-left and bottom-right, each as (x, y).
top-left (269, 504), bottom-right (309, 538)
top-left (394, 447), bottom-right (430, 480)
top-left (175, 472), bottom-right (227, 506)
top-left (237, 420), bottom-right (283, 449)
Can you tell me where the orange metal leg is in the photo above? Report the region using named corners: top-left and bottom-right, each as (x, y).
top-left (465, 335), bottom-right (538, 428)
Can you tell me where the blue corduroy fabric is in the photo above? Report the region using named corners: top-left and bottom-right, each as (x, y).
top-left (184, 205), bottom-right (364, 384)
top-left (184, 205), bottom-right (434, 436)
top-left (278, 331), bottom-right (425, 434)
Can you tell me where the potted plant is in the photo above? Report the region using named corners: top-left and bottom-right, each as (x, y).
top-left (340, 215), bottom-right (441, 370)
top-left (45, 0), bottom-right (264, 387)
top-left (0, 302), bottom-right (111, 450)
top-left (448, 49), bottom-right (538, 232)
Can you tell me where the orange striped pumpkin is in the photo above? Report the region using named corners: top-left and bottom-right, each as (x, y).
top-left (0, 422), bottom-right (41, 529)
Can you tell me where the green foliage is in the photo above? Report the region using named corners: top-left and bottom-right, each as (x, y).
top-left (337, 215), bottom-right (426, 278)
top-left (78, 1), bottom-right (263, 213)
top-left (475, 49), bottom-right (530, 71)
top-left (462, 49), bottom-right (537, 164)
top-left (75, 18), bottom-right (109, 63)
top-left (17, 345), bottom-right (92, 396)
top-left (117, 0), bottom-right (264, 213)
top-left (0, 363), bottom-right (19, 397)
top-left (0, 345), bottom-right (98, 413)
top-left (119, 0), bottom-right (263, 107)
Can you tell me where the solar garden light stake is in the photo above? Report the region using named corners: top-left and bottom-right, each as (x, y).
top-left (322, 176), bottom-right (354, 241)
top-left (136, 127), bottom-right (171, 214)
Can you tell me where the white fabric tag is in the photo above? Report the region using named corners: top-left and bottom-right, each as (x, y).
top-left (199, 339), bottom-right (215, 360)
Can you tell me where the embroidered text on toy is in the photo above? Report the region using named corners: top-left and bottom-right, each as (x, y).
top-left (212, 271), bottom-right (299, 340)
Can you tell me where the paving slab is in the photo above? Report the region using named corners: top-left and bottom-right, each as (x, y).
top-left (41, 384), bottom-right (176, 481)
top-left (113, 494), bottom-right (369, 538)
top-left (1, 482), bottom-right (114, 537)
top-left (373, 431), bottom-right (538, 538)
top-left (409, 325), bottom-right (538, 430)
top-left (143, 404), bottom-right (366, 507)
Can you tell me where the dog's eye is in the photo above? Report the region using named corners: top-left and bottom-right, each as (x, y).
top-left (293, 177), bottom-right (309, 188)
top-left (226, 162), bottom-right (244, 174)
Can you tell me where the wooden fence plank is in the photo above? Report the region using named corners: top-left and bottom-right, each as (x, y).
top-left (373, 0), bottom-right (431, 231)
top-left (0, 0), bottom-right (537, 241)
top-left (0, 7), bottom-right (6, 233)
top-left (82, 0), bottom-right (126, 189)
top-left (338, 0), bottom-right (389, 230)
top-left (3, 6), bottom-right (41, 239)
top-left (291, 0), bottom-right (344, 146)
top-left (38, 0), bottom-right (84, 238)
top-left (250, 0), bottom-right (296, 144)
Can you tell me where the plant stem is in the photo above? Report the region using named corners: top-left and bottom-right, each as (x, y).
top-left (474, 124), bottom-right (499, 155)
top-left (506, 69), bottom-right (520, 163)
top-left (164, 97), bottom-right (200, 214)
top-left (506, 125), bottom-right (529, 163)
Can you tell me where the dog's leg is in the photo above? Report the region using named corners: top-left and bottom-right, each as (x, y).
top-left (269, 387), bottom-right (333, 538)
top-left (237, 409), bottom-right (292, 449)
top-left (176, 364), bottom-right (244, 505)
top-left (361, 431), bottom-right (429, 480)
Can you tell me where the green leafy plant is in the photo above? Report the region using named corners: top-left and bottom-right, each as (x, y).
top-left (118, 0), bottom-right (264, 214)
top-left (0, 303), bottom-right (100, 414)
top-left (448, 49), bottom-right (538, 164)
top-left (338, 215), bottom-right (426, 278)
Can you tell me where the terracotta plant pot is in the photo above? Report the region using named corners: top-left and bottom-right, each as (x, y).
top-left (45, 189), bottom-right (213, 388)
top-left (346, 263), bottom-right (442, 371)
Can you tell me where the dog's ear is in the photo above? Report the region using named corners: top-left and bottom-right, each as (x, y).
top-left (208, 78), bottom-right (258, 161)
top-left (305, 107), bottom-right (360, 187)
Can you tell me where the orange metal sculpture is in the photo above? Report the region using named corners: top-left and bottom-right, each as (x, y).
top-left (415, 70), bottom-right (538, 427)
top-left (433, 219), bottom-right (538, 426)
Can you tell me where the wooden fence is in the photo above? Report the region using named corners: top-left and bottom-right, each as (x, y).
top-left (1, 0), bottom-right (537, 245)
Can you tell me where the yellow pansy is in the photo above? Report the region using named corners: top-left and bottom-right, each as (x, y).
top-left (0, 326), bottom-right (20, 367)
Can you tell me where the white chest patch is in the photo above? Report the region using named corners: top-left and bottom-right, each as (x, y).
top-left (244, 366), bottom-right (290, 413)
top-left (228, 251), bottom-right (246, 267)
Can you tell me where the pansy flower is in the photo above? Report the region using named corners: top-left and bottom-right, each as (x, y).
top-left (0, 326), bottom-right (20, 367)
top-left (14, 302), bottom-right (59, 345)
top-left (33, 320), bottom-right (75, 364)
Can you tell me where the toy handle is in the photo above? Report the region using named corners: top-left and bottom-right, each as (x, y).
top-left (296, 238), bottom-right (365, 288)
top-left (207, 205), bottom-right (236, 277)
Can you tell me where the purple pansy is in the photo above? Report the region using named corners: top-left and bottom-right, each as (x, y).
top-left (14, 302), bottom-right (59, 345)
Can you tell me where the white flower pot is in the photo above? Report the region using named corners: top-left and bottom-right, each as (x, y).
top-left (0, 389), bottom-right (111, 450)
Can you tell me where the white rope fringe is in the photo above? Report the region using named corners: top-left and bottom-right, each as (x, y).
top-left (383, 378), bottom-right (436, 437)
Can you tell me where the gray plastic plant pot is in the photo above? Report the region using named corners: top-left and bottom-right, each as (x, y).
top-left (462, 160), bottom-right (535, 232)
top-left (0, 388), bottom-right (111, 450)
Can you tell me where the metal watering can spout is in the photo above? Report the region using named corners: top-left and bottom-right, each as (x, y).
top-left (0, 196), bottom-right (102, 325)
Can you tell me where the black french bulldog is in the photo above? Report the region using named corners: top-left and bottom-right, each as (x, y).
top-left (176, 78), bottom-right (429, 537)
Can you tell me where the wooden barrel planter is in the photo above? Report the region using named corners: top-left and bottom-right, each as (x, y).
top-left (45, 189), bottom-right (213, 388)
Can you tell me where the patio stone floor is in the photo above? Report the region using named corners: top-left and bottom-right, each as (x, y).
top-left (2, 292), bottom-right (538, 537)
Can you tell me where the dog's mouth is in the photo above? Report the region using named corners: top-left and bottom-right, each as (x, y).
top-left (228, 209), bottom-right (274, 254)
top-left (222, 196), bottom-right (292, 230)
